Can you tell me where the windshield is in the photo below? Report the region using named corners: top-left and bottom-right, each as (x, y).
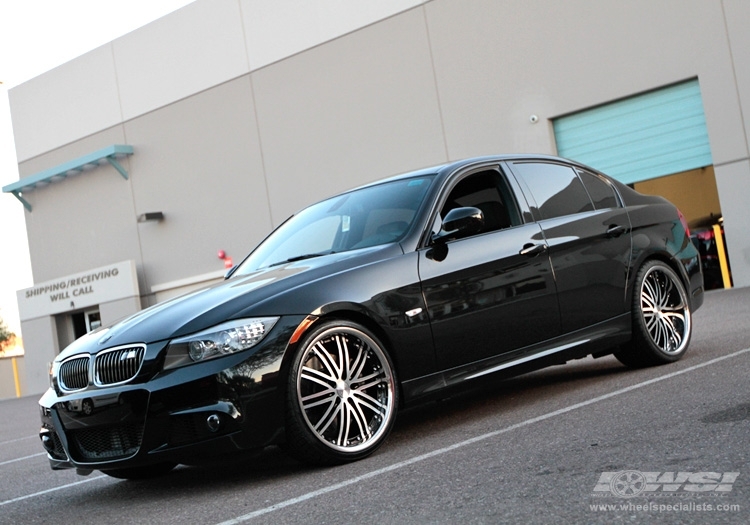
top-left (233, 175), bottom-right (436, 274)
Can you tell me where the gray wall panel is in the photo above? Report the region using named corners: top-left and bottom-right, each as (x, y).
top-left (722, 0), bottom-right (750, 161)
top-left (252, 7), bottom-right (447, 224)
top-left (425, 0), bottom-right (743, 161)
top-left (124, 76), bottom-right (270, 291)
top-left (714, 160), bottom-right (750, 287)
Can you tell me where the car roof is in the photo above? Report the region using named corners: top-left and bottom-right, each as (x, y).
top-left (359, 154), bottom-right (595, 185)
top-left (304, 154), bottom-right (606, 211)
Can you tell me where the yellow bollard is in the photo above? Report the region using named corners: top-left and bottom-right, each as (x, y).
top-left (12, 357), bottom-right (21, 398)
top-left (712, 224), bottom-right (732, 289)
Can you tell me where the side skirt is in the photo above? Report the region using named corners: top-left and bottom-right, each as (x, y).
top-left (401, 313), bottom-right (631, 404)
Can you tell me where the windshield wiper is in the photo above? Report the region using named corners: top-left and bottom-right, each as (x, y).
top-left (268, 251), bottom-right (335, 267)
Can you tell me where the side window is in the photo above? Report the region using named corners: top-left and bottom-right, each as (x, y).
top-left (510, 162), bottom-right (593, 220)
top-left (436, 170), bottom-right (521, 235)
top-left (578, 170), bottom-right (620, 210)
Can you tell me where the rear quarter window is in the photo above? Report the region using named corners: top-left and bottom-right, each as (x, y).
top-left (578, 170), bottom-right (620, 210)
top-left (510, 162), bottom-right (593, 220)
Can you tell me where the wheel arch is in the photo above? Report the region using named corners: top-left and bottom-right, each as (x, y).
top-left (626, 250), bottom-right (693, 308)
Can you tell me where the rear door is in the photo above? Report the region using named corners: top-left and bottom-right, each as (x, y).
top-left (505, 161), bottom-right (632, 333)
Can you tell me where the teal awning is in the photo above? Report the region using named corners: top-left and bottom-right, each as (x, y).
top-left (2, 144), bottom-right (134, 211)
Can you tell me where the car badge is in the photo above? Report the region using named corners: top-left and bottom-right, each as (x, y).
top-left (120, 350), bottom-right (138, 361)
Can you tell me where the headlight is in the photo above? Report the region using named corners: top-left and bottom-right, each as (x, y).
top-left (49, 361), bottom-right (59, 390)
top-left (164, 317), bottom-right (279, 370)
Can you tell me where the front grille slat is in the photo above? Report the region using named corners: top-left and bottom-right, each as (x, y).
top-left (95, 345), bottom-right (145, 386)
top-left (59, 356), bottom-right (90, 391)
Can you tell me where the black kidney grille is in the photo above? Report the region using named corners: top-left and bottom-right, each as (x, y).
top-left (71, 423), bottom-right (144, 461)
top-left (95, 345), bottom-right (145, 386)
top-left (59, 356), bottom-right (90, 391)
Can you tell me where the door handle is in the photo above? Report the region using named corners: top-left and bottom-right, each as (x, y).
top-left (519, 243), bottom-right (547, 257)
top-left (606, 224), bottom-right (627, 238)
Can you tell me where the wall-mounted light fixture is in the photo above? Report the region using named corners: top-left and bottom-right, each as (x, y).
top-left (138, 211), bottom-right (165, 223)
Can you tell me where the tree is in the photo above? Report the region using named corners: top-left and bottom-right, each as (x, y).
top-left (0, 315), bottom-right (15, 354)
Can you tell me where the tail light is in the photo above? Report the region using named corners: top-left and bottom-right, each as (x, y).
top-left (677, 209), bottom-right (690, 237)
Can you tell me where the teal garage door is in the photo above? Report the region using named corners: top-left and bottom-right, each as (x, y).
top-left (553, 79), bottom-right (712, 185)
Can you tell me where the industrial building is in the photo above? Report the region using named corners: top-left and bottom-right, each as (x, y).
top-left (4, 0), bottom-right (749, 395)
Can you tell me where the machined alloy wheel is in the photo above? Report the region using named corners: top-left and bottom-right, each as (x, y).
top-left (639, 263), bottom-right (691, 354)
top-left (615, 260), bottom-right (692, 367)
top-left (286, 320), bottom-right (398, 464)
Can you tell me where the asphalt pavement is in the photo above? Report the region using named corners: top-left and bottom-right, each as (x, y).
top-left (1, 287), bottom-right (748, 524)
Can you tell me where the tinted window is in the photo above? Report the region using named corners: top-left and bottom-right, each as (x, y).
top-left (511, 162), bottom-right (593, 220)
top-left (578, 170), bottom-right (619, 210)
top-left (235, 175), bottom-right (435, 272)
top-left (435, 170), bottom-right (521, 235)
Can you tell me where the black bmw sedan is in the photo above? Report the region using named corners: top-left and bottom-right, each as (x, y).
top-left (39, 155), bottom-right (703, 479)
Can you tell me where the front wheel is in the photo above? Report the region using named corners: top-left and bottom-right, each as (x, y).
top-left (285, 320), bottom-right (398, 465)
top-left (615, 260), bottom-right (692, 368)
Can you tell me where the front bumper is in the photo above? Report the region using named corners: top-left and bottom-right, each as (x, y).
top-left (38, 316), bottom-right (302, 473)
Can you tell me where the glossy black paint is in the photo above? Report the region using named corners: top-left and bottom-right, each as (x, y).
top-left (38, 154), bottom-right (703, 474)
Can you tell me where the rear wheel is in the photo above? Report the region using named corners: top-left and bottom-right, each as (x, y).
top-left (285, 320), bottom-right (398, 465)
top-left (615, 260), bottom-right (692, 368)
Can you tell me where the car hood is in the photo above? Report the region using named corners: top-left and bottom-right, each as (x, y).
top-left (58, 245), bottom-right (402, 359)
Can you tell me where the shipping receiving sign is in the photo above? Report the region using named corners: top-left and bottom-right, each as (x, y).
top-left (17, 260), bottom-right (139, 320)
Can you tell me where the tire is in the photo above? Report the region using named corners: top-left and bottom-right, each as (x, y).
top-left (102, 461), bottom-right (177, 480)
top-left (285, 320), bottom-right (398, 465)
top-left (615, 260), bottom-right (692, 368)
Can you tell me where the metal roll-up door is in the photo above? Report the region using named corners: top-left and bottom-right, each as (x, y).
top-left (553, 79), bottom-right (712, 185)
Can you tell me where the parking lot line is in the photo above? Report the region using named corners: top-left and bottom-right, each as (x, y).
top-left (215, 346), bottom-right (750, 524)
top-left (0, 475), bottom-right (107, 507)
top-left (0, 452), bottom-right (45, 466)
top-left (0, 435), bottom-right (37, 446)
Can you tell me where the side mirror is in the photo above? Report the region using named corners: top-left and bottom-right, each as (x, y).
top-left (432, 206), bottom-right (484, 244)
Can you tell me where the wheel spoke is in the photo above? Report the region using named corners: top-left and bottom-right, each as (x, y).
top-left (653, 318), bottom-right (667, 348)
top-left (642, 280), bottom-right (658, 308)
top-left (347, 400), bottom-right (371, 442)
top-left (335, 335), bottom-right (349, 380)
top-left (354, 374), bottom-right (385, 392)
top-left (348, 344), bottom-right (368, 382)
top-left (316, 397), bottom-right (343, 434)
top-left (301, 366), bottom-right (336, 387)
top-left (312, 342), bottom-right (341, 380)
top-left (351, 390), bottom-right (386, 414)
top-left (300, 385), bottom-right (336, 407)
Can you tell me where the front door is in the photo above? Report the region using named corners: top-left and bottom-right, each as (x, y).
top-left (418, 168), bottom-right (560, 370)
